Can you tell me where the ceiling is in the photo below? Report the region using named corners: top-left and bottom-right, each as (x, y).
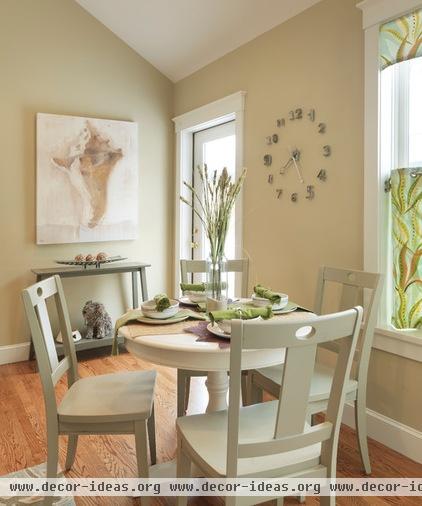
top-left (75, 0), bottom-right (322, 82)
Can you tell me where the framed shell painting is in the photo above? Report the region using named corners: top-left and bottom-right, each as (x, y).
top-left (36, 113), bottom-right (138, 244)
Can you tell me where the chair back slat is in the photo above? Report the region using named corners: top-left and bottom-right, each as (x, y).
top-left (24, 276), bottom-right (58, 301)
top-left (35, 299), bottom-right (59, 372)
top-left (275, 345), bottom-right (317, 438)
top-left (180, 259), bottom-right (249, 297)
top-left (339, 284), bottom-right (360, 312)
top-left (240, 311), bottom-right (360, 350)
top-left (51, 357), bottom-right (71, 386)
top-left (54, 280), bottom-right (79, 386)
top-left (227, 307), bottom-right (363, 475)
top-left (322, 267), bottom-right (380, 289)
top-left (22, 275), bottom-right (79, 418)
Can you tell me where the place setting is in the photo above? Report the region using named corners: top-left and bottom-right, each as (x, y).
top-left (179, 282), bottom-right (208, 308)
top-left (111, 293), bottom-right (208, 353)
top-left (207, 285), bottom-right (310, 339)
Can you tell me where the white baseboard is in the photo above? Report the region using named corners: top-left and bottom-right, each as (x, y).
top-left (342, 402), bottom-right (422, 464)
top-left (0, 342), bottom-right (30, 365)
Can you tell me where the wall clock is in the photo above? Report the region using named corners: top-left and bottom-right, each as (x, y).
top-left (263, 107), bottom-right (330, 202)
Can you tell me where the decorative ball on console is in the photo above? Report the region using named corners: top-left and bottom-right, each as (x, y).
top-left (96, 252), bottom-right (108, 262)
top-left (74, 254), bottom-right (84, 262)
top-left (85, 254), bottom-right (94, 262)
top-left (82, 301), bottom-right (113, 339)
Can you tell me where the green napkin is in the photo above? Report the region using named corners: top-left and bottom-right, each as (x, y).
top-left (253, 284), bottom-right (281, 304)
top-left (111, 308), bottom-right (207, 355)
top-left (180, 282), bottom-right (228, 293)
top-left (154, 293), bottom-right (171, 312)
top-left (209, 306), bottom-right (273, 324)
top-left (112, 309), bottom-right (143, 355)
top-left (180, 282), bottom-right (206, 292)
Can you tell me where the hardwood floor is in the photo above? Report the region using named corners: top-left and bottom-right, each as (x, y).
top-left (0, 348), bottom-right (421, 505)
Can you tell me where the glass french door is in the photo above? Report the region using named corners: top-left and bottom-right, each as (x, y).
top-left (192, 121), bottom-right (236, 296)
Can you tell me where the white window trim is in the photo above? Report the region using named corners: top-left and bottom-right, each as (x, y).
top-left (357, 0), bottom-right (422, 362)
top-left (172, 91), bottom-right (246, 295)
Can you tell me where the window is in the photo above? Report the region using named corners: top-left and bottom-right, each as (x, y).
top-left (359, 0), bottom-right (422, 360)
top-left (192, 122), bottom-right (236, 263)
top-left (192, 122), bottom-right (237, 296)
top-left (172, 91), bottom-right (246, 296)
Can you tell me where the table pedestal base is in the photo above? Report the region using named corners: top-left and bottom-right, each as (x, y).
top-left (150, 459), bottom-right (203, 478)
top-left (205, 371), bottom-right (229, 412)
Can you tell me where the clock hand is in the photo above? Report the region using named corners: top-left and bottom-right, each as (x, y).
top-left (288, 146), bottom-right (304, 184)
top-left (280, 153), bottom-right (293, 174)
top-left (282, 158), bottom-right (292, 169)
top-left (292, 156), bottom-right (304, 184)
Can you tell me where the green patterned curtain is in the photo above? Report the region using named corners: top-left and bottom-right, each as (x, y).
top-left (380, 8), bottom-right (422, 70)
top-left (391, 168), bottom-right (422, 329)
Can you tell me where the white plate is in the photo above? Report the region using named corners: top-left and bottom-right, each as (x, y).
top-left (137, 313), bottom-right (190, 324)
top-left (207, 316), bottom-right (262, 338)
top-left (207, 322), bottom-right (231, 339)
top-left (179, 296), bottom-right (200, 306)
top-left (273, 303), bottom-right (298, 314)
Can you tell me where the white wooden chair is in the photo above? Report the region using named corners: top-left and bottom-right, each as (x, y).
top-left (248, 266), bottom-right (382, 475)
top-left (176, 307), bottom-right (363, 506)
top-left (178, 258), bottom-right (249, 417)
top-left (22, 275), bottom-right (156, 506)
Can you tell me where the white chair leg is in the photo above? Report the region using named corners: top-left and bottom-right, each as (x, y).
top-left (297, 494), bottom-right (305, 503)
top-left (241, 371), bottom-right (248, 406)
top-left (65, 434), bottom-right (78, 471)
top-left (355, 390), bottom-right (371, 474)
top-left (147, 405), bottom-right (157, 465)
top-left (45, 427), bottom-right (59, 506)
top-left (176, 435), bottom-right (191, 506)
top-left (320, 494), bottom-right (335, 506)
top-left (177, 369), bottom-right (191, 417)
top-left (134, 420), bottom-right (150, 506)
top-left (184, 375), bottom-right (191, 413)
top-left (246, 372), bottom-right (263, 405)
top-left (276, 498), bottom-right (284, 506)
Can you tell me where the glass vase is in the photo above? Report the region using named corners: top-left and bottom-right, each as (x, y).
top-left (206, 254), bottom-right (228, 305)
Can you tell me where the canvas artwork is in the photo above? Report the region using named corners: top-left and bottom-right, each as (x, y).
top-left (36, 113), bottom-right (138, 244)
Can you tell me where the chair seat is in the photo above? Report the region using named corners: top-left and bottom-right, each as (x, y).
top-left (256, 362), bottom-right (358, 402)
top-left (177, 400), bottom-right (321, 477)
top-left (58, 370), bottom-right (156, 424)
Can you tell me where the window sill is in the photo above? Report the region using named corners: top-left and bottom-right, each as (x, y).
top-left (372, 325), bottom-right (422, 362)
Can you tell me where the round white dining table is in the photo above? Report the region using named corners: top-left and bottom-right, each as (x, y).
top-left (119, 310), bottom-right (312, 413)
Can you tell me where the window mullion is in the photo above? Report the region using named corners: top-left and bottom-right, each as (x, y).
top-left (395, 63), bottom-right (410, 168)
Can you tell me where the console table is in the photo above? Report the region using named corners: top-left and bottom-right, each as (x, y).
top-left (31, 261), bottom-right (150, 356)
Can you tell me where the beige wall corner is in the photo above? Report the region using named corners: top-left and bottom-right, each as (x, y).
top-left (0, 0), bottom-right (174, 347)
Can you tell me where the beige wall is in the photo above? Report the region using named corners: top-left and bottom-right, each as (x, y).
top-left (175, 0), bottom-right (364, 309)
top-left (0, 0), bottom-right (173, 344)
top-left (174, 0), bottom-right (421, 430)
